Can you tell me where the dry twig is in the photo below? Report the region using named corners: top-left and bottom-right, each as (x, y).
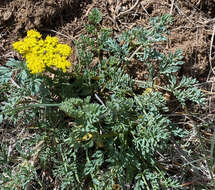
top-left (116, 0), bottom-right (140, 18)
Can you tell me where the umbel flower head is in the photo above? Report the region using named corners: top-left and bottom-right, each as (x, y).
top-left (13, 30), bottom-right (72, 74)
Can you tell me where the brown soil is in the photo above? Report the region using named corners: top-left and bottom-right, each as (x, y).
top-left (1, 0), bottom-right (215, 80)
top-left (2, 0), bottom-right (215, 118)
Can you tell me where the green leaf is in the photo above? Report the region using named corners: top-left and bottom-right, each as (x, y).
top-left (0, 115), bottom-right (3, 124)
top-left (88, 8), bottom-right (102, 25)
top-left (159, 50), bottom-right (184, 75)
top-left (0, 66), bottom-right (12, 84)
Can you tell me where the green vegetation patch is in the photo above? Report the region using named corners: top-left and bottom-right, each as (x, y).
top-left (0, 8), bottom-right (205, 190)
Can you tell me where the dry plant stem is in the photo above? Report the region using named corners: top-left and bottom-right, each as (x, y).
top-left (127, 45), bottom-right (143, 61)
top-left (135, 79), bottom-right (171, 92)
top-left (140, 2), bottom-right (150, 17)
top-left (2, 103), bottom-right (60, 115)
top-left (209, 82), bottom-right (214, 113)
top-left (48, 29), bottom-right (73, 40)
top-left (207, 24), bottom-right (215, 80)
top-left (116, 0), bottom-right (140, 18)
top-left (200, 89), bottom-right (215, 95)
top-left (84, 3), bottom-right (95, 18)
top-left (188, 114), bottom-right (215, 183)
top-left (10, 78), bottom-right (21, 88)
top-left (95, 94), bottom-right (106, 107)
top-left (171, 136), bottom-right (205, 178)
top-left (210, 130), bottom-right (215, 166)
top-left (195, 125), bottom-right (215, 183)
top-left (169, 0), bottom-right (175, 15)
top-left (173, 2), bottom-right (195, 25)
top-left (207, 25), bottom-right (215, 113)
top-left (43, 29), bottom-right (78, 52)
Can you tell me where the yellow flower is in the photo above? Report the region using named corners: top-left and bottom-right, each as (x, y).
top-left (27, 30), bottom-right (41, 39)
top-left (143, 88), bottom-right (153, 95)
top-left (45, 36), bottom-right (59, 46)
top-left (77, 133), bottom-right (93, 142)
top-left (56, 44), bottom-right (72, 57)
top-left (12, 30), bottom-right (72, 74)
top-left (82, 133), bottom-right (93, 141)
top-left (25, 53), bottom-right (45, 74)
top-left (13, 41), bottom-right (26, 54)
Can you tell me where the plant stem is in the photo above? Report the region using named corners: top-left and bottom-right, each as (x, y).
top-left (2, 103), bottom-right (60, 115)
top-left (127, 45), bottom-right (143, 61)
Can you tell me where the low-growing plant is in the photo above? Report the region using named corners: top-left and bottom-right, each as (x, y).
top-left (0, 8), bottom-right (205, 190)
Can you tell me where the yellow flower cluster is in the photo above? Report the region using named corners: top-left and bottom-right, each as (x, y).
top-left (13, 30), bottom-right (72, 74)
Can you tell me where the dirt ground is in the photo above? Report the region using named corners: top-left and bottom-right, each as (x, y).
top-left (1, 0), bottom-right (215, 188)
top-left (1, 0), bottom-right (215, 80)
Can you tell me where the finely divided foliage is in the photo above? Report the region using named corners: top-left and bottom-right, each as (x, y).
top-left (0, 8), bottom-right (205, 189)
